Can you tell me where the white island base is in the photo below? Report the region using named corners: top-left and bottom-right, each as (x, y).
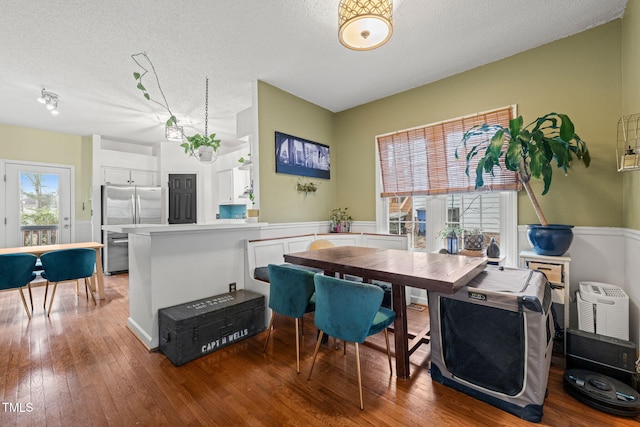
top-left (104, 222), bottom-right (265, 350)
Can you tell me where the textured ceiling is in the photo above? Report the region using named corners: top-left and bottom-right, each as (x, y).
top-left (0, 0), bottom-right (627, 151)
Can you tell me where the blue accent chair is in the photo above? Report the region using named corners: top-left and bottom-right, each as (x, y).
top-left (40, 248), bottom-right (97, 316)
top-left (263, 264), bottom-right (317, 373)
top-left (0, 254), bottom-right (38, 319)
top-left (309, 274), bottom-right (396, 410)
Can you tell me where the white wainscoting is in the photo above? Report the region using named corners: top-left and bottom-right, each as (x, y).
top-left (257, 221), bottom-right (330, 239)
top-left (624, 228), bottom-right (640, 346)
top-left (518, 225), bottom-right (640, 344)
top-left (280, 223), bottom-right (639, 345)
top-left (257, 220), bottom-right (378, 238)
top-left (248, 221), bottom-right (640, 345)
top-left (350, 221), bottom-right (379, 234)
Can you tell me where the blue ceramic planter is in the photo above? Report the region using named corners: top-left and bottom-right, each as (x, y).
top-left (526, 224), bottom-right (574, 256)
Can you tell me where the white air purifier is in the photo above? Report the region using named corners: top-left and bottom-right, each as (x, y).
top-left (577, 281), bottom-right (629, 341)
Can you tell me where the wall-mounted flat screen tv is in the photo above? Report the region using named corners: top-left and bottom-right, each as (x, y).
top-left (275, 131), bottom-right (330, 179)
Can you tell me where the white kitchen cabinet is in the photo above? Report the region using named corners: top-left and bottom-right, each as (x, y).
top-left (130, 170), bottom-right (156, 186)
top-left (217, 168), bottom-right (249, 205)
top-left (103, 167), bottom-right (156, 186)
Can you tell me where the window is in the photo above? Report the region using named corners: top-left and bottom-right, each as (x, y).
top-left (376, 106), bottom-right (518, 265)
top-left (385, 192), bottom-right (505, 249)
top-left (377, 106), bottom-right (518, 196)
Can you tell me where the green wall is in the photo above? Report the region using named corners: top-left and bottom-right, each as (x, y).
top-left (257, 81), bottom-right (337, 223)
top-left (0, 123), bottom-right (93, 222)
top-left (334, 21), bottom-right (623, 226)
top-left (622, 0), bottom-right (640, 230)
top-left (258, 21), bottom-right (626, 227)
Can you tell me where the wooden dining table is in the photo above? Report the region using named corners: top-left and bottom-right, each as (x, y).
top-left (284, 245), bottom-right (487, 379)
top-left (0, 242), bottom-right (106, 300)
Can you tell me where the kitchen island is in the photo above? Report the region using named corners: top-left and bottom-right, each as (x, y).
top-left (103, 221), bottom-right (267, 350)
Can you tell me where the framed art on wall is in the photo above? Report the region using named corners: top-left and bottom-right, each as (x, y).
top-left (275, 131), bottom-right (330, 179)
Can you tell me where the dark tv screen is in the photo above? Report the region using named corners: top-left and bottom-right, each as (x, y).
top-left (275, 131), bottom-right (330, 179)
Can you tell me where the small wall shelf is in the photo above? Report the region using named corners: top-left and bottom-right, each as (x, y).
top-left (616, 113), bottom-right (640, 172)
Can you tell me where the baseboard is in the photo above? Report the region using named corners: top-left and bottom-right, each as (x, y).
top-left (127, 317), bottom-right (155, 351)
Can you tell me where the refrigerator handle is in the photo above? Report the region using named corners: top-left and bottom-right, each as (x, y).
top-left (131, 194), bottom-right (136, 223)
top-left (136, 194), bottom-right (141, 223)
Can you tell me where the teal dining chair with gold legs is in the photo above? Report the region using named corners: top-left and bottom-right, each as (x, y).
top-left (308, 274), bottom-right (396, 410)
top-left (263, 264), bottom-right (316, 374)
top-left (0, 253), bottom-right (38, 319)
top-left (40, 248), bottom-right (97, 317)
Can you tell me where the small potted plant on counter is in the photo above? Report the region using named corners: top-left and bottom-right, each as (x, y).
top-left (330, 207), bottom-right (352, 233)
top-left (245, 188), bottom-right (259, 222)
top-left (463, 228), bottom-right (485, 252)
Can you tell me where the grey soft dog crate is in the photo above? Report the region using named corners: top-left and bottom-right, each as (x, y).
top-left (159, 290), bottom-right (265, 366)
top-left (429, 267), bottom-right (554, 423)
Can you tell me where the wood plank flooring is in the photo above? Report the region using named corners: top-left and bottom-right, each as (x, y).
top-left (0, 274), bottom-right (638, 426)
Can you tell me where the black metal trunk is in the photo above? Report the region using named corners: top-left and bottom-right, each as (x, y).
top-left (158, 290), bottom-right (265, 366)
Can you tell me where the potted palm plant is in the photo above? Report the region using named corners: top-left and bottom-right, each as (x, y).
top-left (458, 112), bottom-right (590, 256)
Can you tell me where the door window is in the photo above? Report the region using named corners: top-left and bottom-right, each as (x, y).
top-left (20, 172), bottom-right (60, 245)
top-left (4, 162), bottom-right (72, 247)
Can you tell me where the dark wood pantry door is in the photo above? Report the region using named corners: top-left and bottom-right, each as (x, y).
top-left (168, 174), bottom-right (197, 224)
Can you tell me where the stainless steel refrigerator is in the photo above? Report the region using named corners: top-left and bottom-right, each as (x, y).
top-left (102, 184), bottom-right (163, 274)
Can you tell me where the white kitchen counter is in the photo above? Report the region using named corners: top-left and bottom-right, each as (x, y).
top-left (112, 220), bottom-right (267, 350)
top-left (102, 220), bottom-right (267, 235)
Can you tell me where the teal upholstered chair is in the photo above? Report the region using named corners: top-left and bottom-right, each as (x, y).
top-left (263, 264), bottom-right (317, 373)
top-left (0, 253), bottom-right (38, 319)
top-left (308, 274), bottom-right (396, 410)
top-left (40, 248), bottom-right (97, 316)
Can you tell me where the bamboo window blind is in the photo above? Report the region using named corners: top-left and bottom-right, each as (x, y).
top-left (377, 106), bottom-right (520, 197)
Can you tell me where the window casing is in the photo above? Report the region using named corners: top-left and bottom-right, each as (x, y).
top-left (375, 106), bottom-right (518, 265)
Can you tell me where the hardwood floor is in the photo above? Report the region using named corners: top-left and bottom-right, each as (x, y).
top-left (0, 274), bottom-right (638, 426)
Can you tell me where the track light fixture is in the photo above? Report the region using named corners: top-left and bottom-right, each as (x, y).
top-left (37, 88), bottom-right (59, 115)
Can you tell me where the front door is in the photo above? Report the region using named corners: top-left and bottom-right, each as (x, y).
top-left (4, 161), bottom-right (73, 247)
top-left (168, 174), bottom-right (197, 224)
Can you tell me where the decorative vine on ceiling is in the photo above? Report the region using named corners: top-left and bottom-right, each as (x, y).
top-left (131, 52), bottom-right (220, 163)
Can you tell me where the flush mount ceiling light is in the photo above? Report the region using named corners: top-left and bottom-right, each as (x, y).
top-left (37, 88), bottom-right (59, 115)
top-left (338, 0), bottom-right (393, 51)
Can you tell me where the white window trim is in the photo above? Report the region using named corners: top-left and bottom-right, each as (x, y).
top-left (374, 142), bottom-right (387, 234)
top-left (375, 192), bottom-right (517, 266)
top-left (424, 196), bottom-right (446, 253)
top-left (374, 104), bottom-right (519, 266)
